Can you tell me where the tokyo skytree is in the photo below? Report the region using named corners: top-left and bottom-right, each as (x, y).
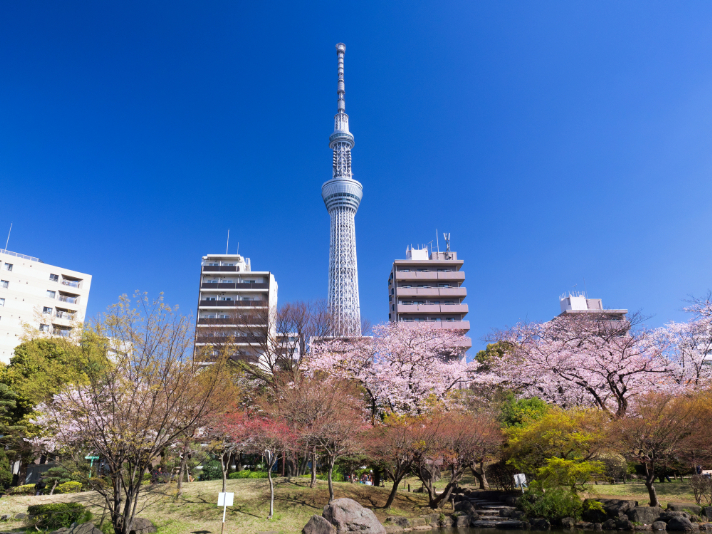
top-left (322, 43), bottom-right (362, 336)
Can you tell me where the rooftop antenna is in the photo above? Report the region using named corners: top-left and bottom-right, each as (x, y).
top-left (443, 232), bottom-right (451, 252)
top-left (236, 242), bottom-right (240, 256)
top-left (436, 230), bottom-right (440, 253)
top-left (583, 277), bottom-right (588, 298)
top-left (4, 223), bottom-right (11, 251)
top-left (427, 240), bottom-right (434, 255)
top-left (226, 229), bottom-right (230, 255)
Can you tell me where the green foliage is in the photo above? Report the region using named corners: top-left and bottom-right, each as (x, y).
top-left (536, 458), bottom-right (605, 492)
top-left (28, 502), bottom-right (91, 529)
top-left (43, 459), bottom-right (89, 491)
top-left (505, 407), bottom-right (608, 474)
top-left (475, 342), bottom-right (513, 373)
top-left (0, 447), bottom-right (12, 489)
top-left (199, 460), bottom-right (223, 481)
top-left (499, 393), bottom-right (548, 428)
top-left (519, 487), bottom-right (583, 521)
top-left (8, 483), bottom-right (36, 495)
top-left (228, 470), bottom-right (270, 479)
top-left (582, 499), bottom-right (605, 514)
top-left (56, 480), bottom-right (83, 493)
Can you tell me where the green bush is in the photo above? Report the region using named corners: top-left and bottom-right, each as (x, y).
top-left (200, 460), bottom-right (223, 481)
top-left (56, 481), bottom-right (83, 493)
top-left (8, 484), bottom-right (35, 495)
top-left (519, 487), bottom-right (583, 521)
top-left (228, 470), bottom-right (269, 479)
top-left (28, 503), bottom-right (91, 530)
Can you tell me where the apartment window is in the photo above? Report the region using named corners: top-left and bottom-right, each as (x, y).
top-left (40, 324), bottom-right (50, 332)
top-left (49, 274), bottom-right (59, 282)
top-left (47, 290), bottom-right (56, 298)
top-left (1, 281), bottom-right (8, 289)
top-left (43, 307), bottom-right (53, 315)
top-left (3, 263), bottom-right (12, 271)
top-left (0, 298), bottom-right (4, 306)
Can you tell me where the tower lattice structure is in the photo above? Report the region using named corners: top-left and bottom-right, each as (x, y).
top-left (322, 43), bottom-right (362, 336)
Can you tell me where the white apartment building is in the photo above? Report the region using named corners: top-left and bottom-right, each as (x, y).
top-left (195, 253), bottom-right (277, 363)
top-left (0, 249), bottom-right (92, 363)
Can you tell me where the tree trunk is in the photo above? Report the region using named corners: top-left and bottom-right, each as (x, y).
top-left (310, 449), bottom-right (317, 488)
top-left (373, 466), bottom-right (382, 488)
top-left (220, 452), bottom-right (229, 493)
top-left (236, 451), bottom-right (243, 472)
top-left (471, 461), bottom-right (489, 490)
top-left (327, 459), bottom-right (335, 503)
top-left (384, 473), bottom-right (404, 509)
top-left (645, 465), bottom-right (659, 507)
top-left (177, 442), bottom-right (189, 496)
top-left (267, 463), bottom-right (275, 519)
top-left (49, 480), bottom-right (58, 495)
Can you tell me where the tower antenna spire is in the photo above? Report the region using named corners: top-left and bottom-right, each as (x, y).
top-left (336, 43), bottom-right (346, 112)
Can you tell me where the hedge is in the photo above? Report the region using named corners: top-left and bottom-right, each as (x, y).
top-left (56, 481), bottom-right (83, 494)
top-left (8, 484), bottom-right (35, 495)
top-left (28, 503), bottom-right (91, 530)
top-left (228, 471), bottom-right (269, 479)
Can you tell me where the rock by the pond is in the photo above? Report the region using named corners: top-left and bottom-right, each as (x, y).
top-left (322, 498), bottom-right (386, 534)
top-left (653, 522), bottom-right (668, 530)
top-left (669, 505), bottom-right (702, 516)
top-left (471, 520), bottom-right (500, 528)
top-left (666, 517), bottom-right (697, 532)
top-left (617, 519), bottom-right (635, 531)
top-left (14, 514), bottom-right (27, 521)
top-left (455, 501), bottom-right (478, 516)
top-left (71, 523), bottom-right (103, 534)
top-left (561, 517), bottom-right (576, 530)
top-left (453, 515), bottom-right (469, 528)
top-left (629, 507), bottom-right (664, 525)
top-left (593, 524), bottom-right (603, 531)
top-left (600, 500), bottom-right (639, 520)
top-left (662, 513), bottom-right (692, 523)
top-left (699, 524), bottom-right (712, 531)
top-left (583, 500), bottom-right (609, 524)
top-left (530, 518), bottom-right (550, 530)
top-left (304, 515), bottom-right (337, 534)
top-left (576, 522), bottom-right (594, 530)
top-left (634, 525), bottom-right (653, 531)
top-left (129, 518), bottom-right (157, 534)
top-left (705, 509), bottom-right (712, 521)
top-left (603, 519), bottom-right (619, 530)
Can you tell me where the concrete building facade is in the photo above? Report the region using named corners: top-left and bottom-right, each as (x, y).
top-left (387, 243), bottom-right (471, 349)
top-left (0, 249), bottom-right (92, 363)
top-left (558, 293), bottom-right (627, 320)
top-left (194, 253), bottom-right (277, 362)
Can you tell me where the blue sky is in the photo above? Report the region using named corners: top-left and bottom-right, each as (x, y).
top-left (2, 2), bottom-right (712, 352)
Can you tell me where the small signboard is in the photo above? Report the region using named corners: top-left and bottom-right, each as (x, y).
top-left (218, 492), bottom-right (234, 507)
top-left (514, 473), bottom-right (528, 491)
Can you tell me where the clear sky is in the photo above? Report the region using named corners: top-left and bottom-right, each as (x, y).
top-left (2, 2), bottom-right (711, 353)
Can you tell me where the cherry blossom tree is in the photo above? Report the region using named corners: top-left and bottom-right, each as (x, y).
top-left (657, 294), bottom-right (712, 389)
top-left (307, 322), bottom-right (471, 417)
top-left (485, 312), bottom-right (669, 418)
top-left (205, 410), bottom-right (252, 492)
top-left (30, 294), bottom-right (227, 534)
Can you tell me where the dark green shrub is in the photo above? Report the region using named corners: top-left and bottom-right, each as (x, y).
top-left (28, 503), bottom-right (91, 530)
top-left (519, 487), bottom-right (583, 521)
top-left (199, 460), bottom-right (223, 481)
top-left (56, 481), bottom-right (83, 493)
top-left (8, 483), bottom-right (35, 495)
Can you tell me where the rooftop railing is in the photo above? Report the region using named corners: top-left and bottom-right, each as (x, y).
top-left (0, 249), bottom-right (41, 262)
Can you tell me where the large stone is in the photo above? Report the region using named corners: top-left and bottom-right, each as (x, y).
top-left (455, 501), bottom-right (478, 516)
top-left (322, 499), bottom-right (386, 534)
top-left (669, 505), bottom-right (702, 516)
top-left (561, 517), bottom-right (576, 530)
top-left (705, 510), bottom-right (712, 521)
top-left (662, 513), bottom-right (692, 523)
top-left (634, 526), bottom-right (653, 531)
top-left (70, 523), bottom-right (103, 534)
top-left (305, 515), bottom-right (338, 534)
top-left (530, 518), bottom-right (550, 530)
top-left (666, 517), bottom-right (697, 532)
top-left (471, 520), bottom-right (500, 528)
top-left (628, 507), bottom-right (664, 525)
top-left (129, 518), bottom-right (157, 534)
top-left (600, 500), bottom-right (639, 520)
top-left (453, 515), bottom-right (469, 528)
top-left (384, 517), bottom-right (409, 528)
top-left (653, 522), bottom-right (668, 530)
top-left (583, 500), bottom-right (609, 523)
top-left (603, 519), bottom-right (619, 530)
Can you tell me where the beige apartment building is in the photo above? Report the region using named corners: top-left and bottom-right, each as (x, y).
top-left (0, 249), bottom-right (92, 363)
top-left (195, 253), bottom-right (278, 363)
top-left (387, 243), bottom-right (471, 349)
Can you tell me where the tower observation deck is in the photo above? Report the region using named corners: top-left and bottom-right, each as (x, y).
top-left (322, 43), bottom-right (362, 336)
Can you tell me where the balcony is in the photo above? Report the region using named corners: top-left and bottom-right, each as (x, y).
top-left (437, 271), bottom-right (465, 282)
top-left (395, 271), bottom-right (439, 281)
top-left (396, 288), bottom-right (440, 297)
top-left (55, 311), bottom-right (75, 320)
top-left (397, 304), bottom-right (441, 313)
top-left (61, 280), bottom-right (81, 288)
top-left (200, 282), bottom-right (268, 290)
top-left (54, 329), bottom-right (72, 338)
top-left (195, 335), bottom-right (267, 344)
top-left (439, 287), bottom-right (467, 297)
top-left (440, 304), bottom-right (468, 313)
top-left (202, 266), bottom-right (240, 272)
top-left (197, 317), bottom-right (266, 325)
top-left (199, 300), bottom-right (268, 307)
top-left (58, 295), bottom-right (79, 304)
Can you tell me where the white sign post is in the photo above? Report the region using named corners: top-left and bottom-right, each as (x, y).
top-left (513, 473), bottom-right (528, 492)
top-left (217, 492), bottom-right (234, 534)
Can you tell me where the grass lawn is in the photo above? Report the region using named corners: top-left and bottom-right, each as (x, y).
top-left (582, 480), bottom-right (699, 508)
top-left (0, 477), bottom-right (432, 534)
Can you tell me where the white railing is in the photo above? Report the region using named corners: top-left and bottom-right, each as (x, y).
top-left (0, 249), bottom-right (41, 262)
top-left (62, 280), bottom-right (81, 288)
